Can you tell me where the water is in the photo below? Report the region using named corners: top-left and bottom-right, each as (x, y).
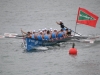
top-left (0, 0), bottom-right (100, 75)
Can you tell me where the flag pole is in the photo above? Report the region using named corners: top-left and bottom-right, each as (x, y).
top-left (75, 7), bottom-right (80, 36)
top-left (74, 23), bottom-right (77, 36)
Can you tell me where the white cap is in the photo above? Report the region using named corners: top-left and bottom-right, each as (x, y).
top-left (38, 29), bottom-right (41, 31)
top-left (44, 28), bottom-right (47, 30)
top-left (50, 28), bottom-right (52, 30)
top-left (33, 30), bottom-right (35, 32)
top-left (42, 29), bottom-right (44, 31)
top-left (60, 20), bottom-right (62, 22)
top-left (55, 29), bottom-right (57, 31)
top-left (40, 31), bottom-right (42, 32)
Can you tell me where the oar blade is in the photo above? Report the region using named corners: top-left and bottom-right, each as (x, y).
top-left (0, 35), bottom-right (5, 38)
top-left (4, 33), bottom-right (18, 38)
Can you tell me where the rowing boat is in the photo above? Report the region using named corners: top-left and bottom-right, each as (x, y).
top-left (24, 35), bottom-right (88, 51)
top-left (24, 36), bottom-right (72, 51)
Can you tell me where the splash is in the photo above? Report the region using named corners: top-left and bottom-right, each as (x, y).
top-left (34, 46), bottom-right (48, 50)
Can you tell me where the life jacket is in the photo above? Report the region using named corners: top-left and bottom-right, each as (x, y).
top-left (44, 34), bottom-right (50, 40)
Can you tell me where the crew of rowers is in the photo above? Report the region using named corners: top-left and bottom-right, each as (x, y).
top-left (21, 28), bottom-right (72, 41)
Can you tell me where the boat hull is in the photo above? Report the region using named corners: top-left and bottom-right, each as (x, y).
top-left (24, 35), bottom-right (88, 51)
top-left (25, 37), bottom-right (72, 51)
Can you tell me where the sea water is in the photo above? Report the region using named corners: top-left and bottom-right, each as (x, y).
top-left (0, 0), bottom-right (100, 75)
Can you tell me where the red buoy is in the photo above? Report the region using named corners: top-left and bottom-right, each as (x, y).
top-left (69, 43), bottom-right (77, 55)
top-left (69, 48), bottom-right (77, 55)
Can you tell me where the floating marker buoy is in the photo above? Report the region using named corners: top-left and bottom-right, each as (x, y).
top-left (69, 43), bottom-right (77, 55)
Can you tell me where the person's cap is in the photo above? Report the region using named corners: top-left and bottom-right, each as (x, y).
top-left (42, 29), bottom-right (44, 31)
top-left (38, 29), bottom-right (41, 31)
top-left (54, 29), bottom-right (57, 30)
top-left (60, 20), bottom-right (62, 22)
top-left (33, 30), bottom-right (35, 32)
top-left (50, 28), bottom-right (52, 30)
top-left (44, 28), bottom-right (47, 30)
top-left (40, 31), bottom-right (42, 32)
top-left (54, 29), bottom-right (57, 31)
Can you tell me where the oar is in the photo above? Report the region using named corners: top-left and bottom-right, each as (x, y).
top-left (4, 33), bottom-right (23, 38)
top-left (21, 28), bottom-right (26, 46)
top-left (79, 39), bottom-right (95, 44)
top-left (0, 35), bottom-right (5, 38)
top-left (4, 33), bottom-right (17, 38)
top-left (64, 26), bottom-right (82, 36)
top-left (0, 33), bottom-right (23, 39)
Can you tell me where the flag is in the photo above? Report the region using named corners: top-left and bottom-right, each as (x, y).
top-left (76, 7), bottom-right (99, 27)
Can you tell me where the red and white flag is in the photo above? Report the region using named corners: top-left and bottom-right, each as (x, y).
top-left (76, 7), bottom-right (99, 27)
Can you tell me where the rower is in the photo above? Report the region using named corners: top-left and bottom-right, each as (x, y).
top-left (67, 29), bottom-right (72, 36)
top-left (44, 28), bottom-right (47, 35)
top-left (21, 29), bottom-right (32, 38)
top-left (57, 29), bottom-right (65, 39)
top-left (64, 29), bottom-right (68, 37)
top-left (51, 29), bottom-right (57, 40)
top-left (44, 30), bottom-right (51, 40)
top-left (31, 30), bottom-right (37, 39)
top-left (37, 31), bottom-right (43, 41)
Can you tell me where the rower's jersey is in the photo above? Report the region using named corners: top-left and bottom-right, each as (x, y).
top-left (37, 34), bottom-right (42, 41)
top-left (32, 34), bottom-right (35, 39)
top-left (51, 32), bottom-right (56, 39)
top-left (57, 32), bottom-right (64, 38)
top-left (44, 34), bottom-right (50, 40)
